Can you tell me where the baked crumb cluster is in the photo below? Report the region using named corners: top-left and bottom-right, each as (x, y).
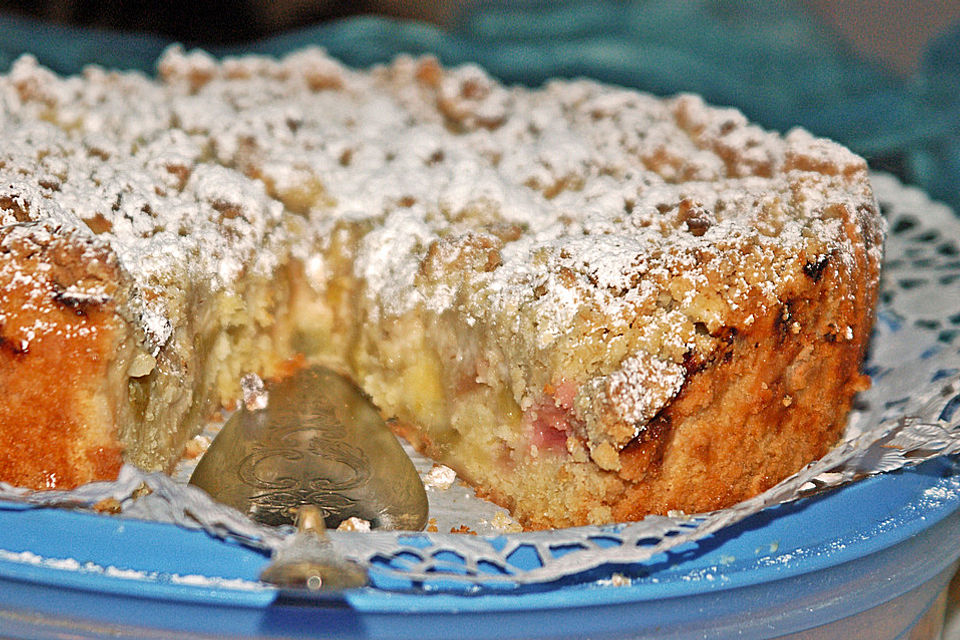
top-left (0, 48), bottom-right (882, 526)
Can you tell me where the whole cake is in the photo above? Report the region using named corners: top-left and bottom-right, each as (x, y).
top-left (0, 48), bottom-right (883, 528)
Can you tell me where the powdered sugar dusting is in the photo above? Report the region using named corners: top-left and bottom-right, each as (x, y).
top-left (607, 354), bottom-right (685, 428)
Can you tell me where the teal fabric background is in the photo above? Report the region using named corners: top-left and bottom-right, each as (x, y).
top-left (1, 1), bottom-right (958, 212)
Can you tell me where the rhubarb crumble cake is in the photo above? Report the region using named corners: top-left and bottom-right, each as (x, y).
top-left (0, 48), bottom-right (883, 528)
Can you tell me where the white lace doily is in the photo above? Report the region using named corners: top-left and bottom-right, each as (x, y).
top-left (3, 172), bottom-right (959, 591)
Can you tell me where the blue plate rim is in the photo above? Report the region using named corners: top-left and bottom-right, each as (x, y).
top-left (0, 457), bottom-right (957, 614)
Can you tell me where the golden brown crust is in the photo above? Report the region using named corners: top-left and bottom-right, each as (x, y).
top-left (609, 199), bottom-right (879, 519)
top-left (0, 224), bottom-right (127, 488)
top-left (614, 257), bottom-right (873, 519)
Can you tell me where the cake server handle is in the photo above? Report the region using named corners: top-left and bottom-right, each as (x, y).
top-left (259, 505), bottom-right (370, 592)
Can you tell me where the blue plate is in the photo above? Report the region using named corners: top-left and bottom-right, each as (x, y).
top-left (1, 457), bottom-right (958, 639)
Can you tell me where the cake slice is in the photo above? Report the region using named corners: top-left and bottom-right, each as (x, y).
top-left (0, 49), bottom-right (883, 528)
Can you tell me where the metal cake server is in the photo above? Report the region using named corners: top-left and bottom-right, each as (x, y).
top-left (189, 364), bottom-right (429, 532)
top-left (189, 365), bottom-right (429, 591)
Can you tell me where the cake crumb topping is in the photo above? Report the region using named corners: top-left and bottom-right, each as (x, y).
top-left (423, 464), bottom-right (457, 490)
top-left (240, 373), bottom-right (269, 411)
top-left (336, 516), bottom-right (372, 532)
